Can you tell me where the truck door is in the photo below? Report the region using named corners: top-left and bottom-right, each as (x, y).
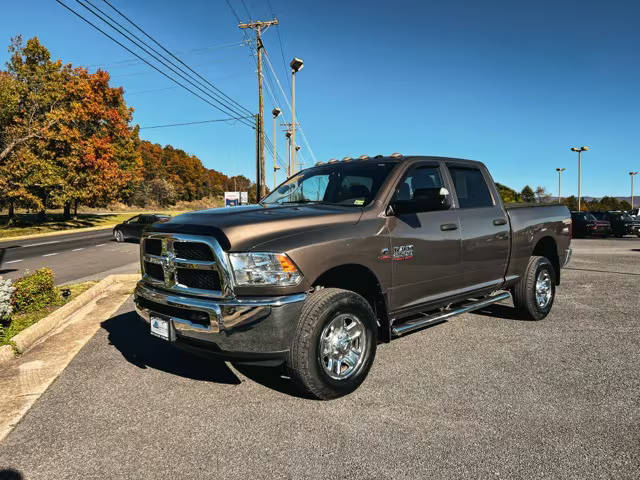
top-left (445, 163), bottom-right (509, 291)
top-left (387, 161), bottom-right (463, 313)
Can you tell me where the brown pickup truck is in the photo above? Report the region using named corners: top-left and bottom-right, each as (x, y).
top-left (134, 155), bottom-right (571, 399)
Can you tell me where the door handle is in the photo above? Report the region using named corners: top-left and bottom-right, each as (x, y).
top-left (440, 223), bottom-right (458, 231)
top-left (493, 218), bottom-right (507, 226)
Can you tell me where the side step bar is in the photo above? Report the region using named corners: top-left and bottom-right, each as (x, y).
top-left (391, 292), bottom-right (512, 337)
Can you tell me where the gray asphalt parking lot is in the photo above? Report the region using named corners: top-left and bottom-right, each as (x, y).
top-left (1, 237), bottom-right (639, 479)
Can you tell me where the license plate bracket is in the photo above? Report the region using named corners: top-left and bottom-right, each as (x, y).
top-left (150, 314), bottom-right (176, 342)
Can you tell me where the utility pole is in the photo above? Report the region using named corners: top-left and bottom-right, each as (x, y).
top-left (239, 19), bottom-right (279, 199)
top-left (630, 171), bottom-right (639, 210)
top-left (272, 107), bottom-right (281, 189)
top-left (556, 168), bottom-right (566, 204)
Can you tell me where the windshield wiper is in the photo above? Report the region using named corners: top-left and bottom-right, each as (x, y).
top-left (278, 199), bottom-right (323, 204)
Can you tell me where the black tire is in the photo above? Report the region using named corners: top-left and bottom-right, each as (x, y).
top-left (511, 256), bottom-right (556, 321)
top-left (114, 229), bottom-right (124, 242)
top-left (286, 288), bottom-right (377, 400)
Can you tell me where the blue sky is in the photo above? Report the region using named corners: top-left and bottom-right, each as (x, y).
top-left (1, 0), bottom-right (638, 197)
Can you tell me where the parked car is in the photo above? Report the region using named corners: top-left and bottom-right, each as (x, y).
top-left (134, 155), bottom-right (571, 399)
top-left (591, 211), bottom-right (635, 237)
top-left (571, 211), bottom-right (611, 237)
top-left (113, 214), bottom-right (171, 242)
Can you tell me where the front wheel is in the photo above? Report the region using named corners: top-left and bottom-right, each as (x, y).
top-left (114, 229), bottom-right (124, 242)
top-left (511, 256), bottom-right (556, 321)
top-left (286, 288), bottom-right (377, 400)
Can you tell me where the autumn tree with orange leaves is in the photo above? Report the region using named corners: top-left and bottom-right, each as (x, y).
top-left (0, 36), bottom-right (140, 220)
top-left (1, 36), bottom-right (258, 221)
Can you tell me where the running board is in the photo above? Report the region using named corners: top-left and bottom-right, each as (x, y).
top-left (391, 292), bottom-right (512, 337)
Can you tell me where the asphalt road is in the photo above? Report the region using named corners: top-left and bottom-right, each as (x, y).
top-left (0, 229), bottom-right (140, 284)
top-left (0, 237), bottom-right (639, 479)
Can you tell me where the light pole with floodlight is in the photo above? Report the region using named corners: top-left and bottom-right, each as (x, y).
top-left (290, 57), bottom-right (303, 175)
top-left (272, 107), bottom-right (281, 189)
top-left (556, 168), bottom-right (566, 204)
top-left (630, 171), bottom-right (639, 210)
top-left (570, 146), bottom-right (589, 210)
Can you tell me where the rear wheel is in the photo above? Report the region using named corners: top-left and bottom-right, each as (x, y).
top-left (286, 288), bottom-right (377, 400)
top-left (511, 256), bottom-right (556, 321)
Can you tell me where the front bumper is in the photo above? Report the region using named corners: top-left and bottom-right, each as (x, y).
top-left (134, 281), bottom-right (305, 364)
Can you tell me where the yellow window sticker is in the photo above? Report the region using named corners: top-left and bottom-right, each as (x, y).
top-left (354, 199), bottom-right (364, 205)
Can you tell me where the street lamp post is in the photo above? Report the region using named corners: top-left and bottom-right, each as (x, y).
top-left (570, 146), bottom-right (589, 210)
top-left (289, 57), bottom-right (304, 176)
top-left (556, 168), bottom-right (566, 204)
top-left (630, 171), bottom-right (639, 210)
top-left (272, 107), bottom-right (281, 190)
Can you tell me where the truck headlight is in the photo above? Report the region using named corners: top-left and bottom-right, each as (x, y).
top-left (229, 252), bottom-right (302, 286)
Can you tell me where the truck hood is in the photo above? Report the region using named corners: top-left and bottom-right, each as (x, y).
top-left (150, 203), bottom-right (363, 251)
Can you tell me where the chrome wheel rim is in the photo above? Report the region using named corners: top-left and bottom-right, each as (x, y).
top-left (115, 230), bottom-right (123, 242)
top-left (535, 269), bottom-right (552, 309)
top-left (319, 313), bottom-right (367, 381)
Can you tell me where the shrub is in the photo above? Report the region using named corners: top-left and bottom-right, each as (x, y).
top-left (11, 268), bottom-right (60, 314)
top-left (0, 277), bottom-right (14, 319)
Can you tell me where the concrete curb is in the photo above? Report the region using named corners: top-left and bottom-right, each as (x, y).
top-left (0, 274), bottom-right (139, 366)
top-left (0, 344), bottom-right (13, 364)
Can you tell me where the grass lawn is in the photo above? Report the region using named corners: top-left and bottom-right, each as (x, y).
top-left (0, 210), bottom-right (186, 240)
top-left (0, 281), bottom-right (97, 347)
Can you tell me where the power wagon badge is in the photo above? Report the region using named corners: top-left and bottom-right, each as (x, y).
top-left (379, 245), bottom-right (414, 261)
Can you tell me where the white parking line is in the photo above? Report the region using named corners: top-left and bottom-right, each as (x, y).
top-left (96, 244), bottom-right (107, 247)
top-left (72, 248), bottom-right (84, 252)
top-left (42, 252), bottom-right (59, 257)
top-left (5, 259), bottom-right (23, 264)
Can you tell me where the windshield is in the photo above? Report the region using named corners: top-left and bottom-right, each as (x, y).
top-left (262, 162), bottom-right (396, 206)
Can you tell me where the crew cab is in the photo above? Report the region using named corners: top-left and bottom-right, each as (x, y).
top-left (134, 155), bottom-right (571, 399)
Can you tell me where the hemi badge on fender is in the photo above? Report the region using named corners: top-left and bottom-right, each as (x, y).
top-left (379, 245), bottom-right (414, 261)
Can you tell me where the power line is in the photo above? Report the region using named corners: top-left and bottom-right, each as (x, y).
top-left (77, 0), bottom-right (254, 123)
top-left (140, 116), bottom-right (253, 129)
top-left (84, 40), bottom-right (246, 69)
top-left (239, 0), bottom-right (252, 20)
top-left (55, 0), bottom-right (255, 128)
top-left (102, 0), bottom-right (254, 118)
top-left (266, 0), bottom-right (292, 95)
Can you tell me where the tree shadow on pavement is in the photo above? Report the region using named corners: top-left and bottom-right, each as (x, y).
top-left (101, 311), bottom-right (241, 385)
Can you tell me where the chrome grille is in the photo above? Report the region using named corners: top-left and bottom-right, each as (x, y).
top-left (144, 261), bottom-right (164, 281)
top-left (177, 268), bottom-right (221, 290)
top-left (174, 241), bottom-right (214, 261)
top-left (144, 238), bottom-right (162, 256)
top-left (140, 233), bottom-right (233, 298)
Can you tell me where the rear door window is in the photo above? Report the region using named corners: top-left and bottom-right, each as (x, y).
top-left (448, 166), bottom-right (494, 209)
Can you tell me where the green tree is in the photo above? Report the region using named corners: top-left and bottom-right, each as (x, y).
top-left (565, 195), bottom-right (578, 211)
top-left (521, 185), bottom-right (535, 203)
top-left (495, 182), bottom-right (521, 203)
top-left (0, 36), bottom-right (71, 219)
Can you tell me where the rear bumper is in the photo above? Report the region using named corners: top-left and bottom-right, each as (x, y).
top-left (134, 281), bottom-right (305, 364)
